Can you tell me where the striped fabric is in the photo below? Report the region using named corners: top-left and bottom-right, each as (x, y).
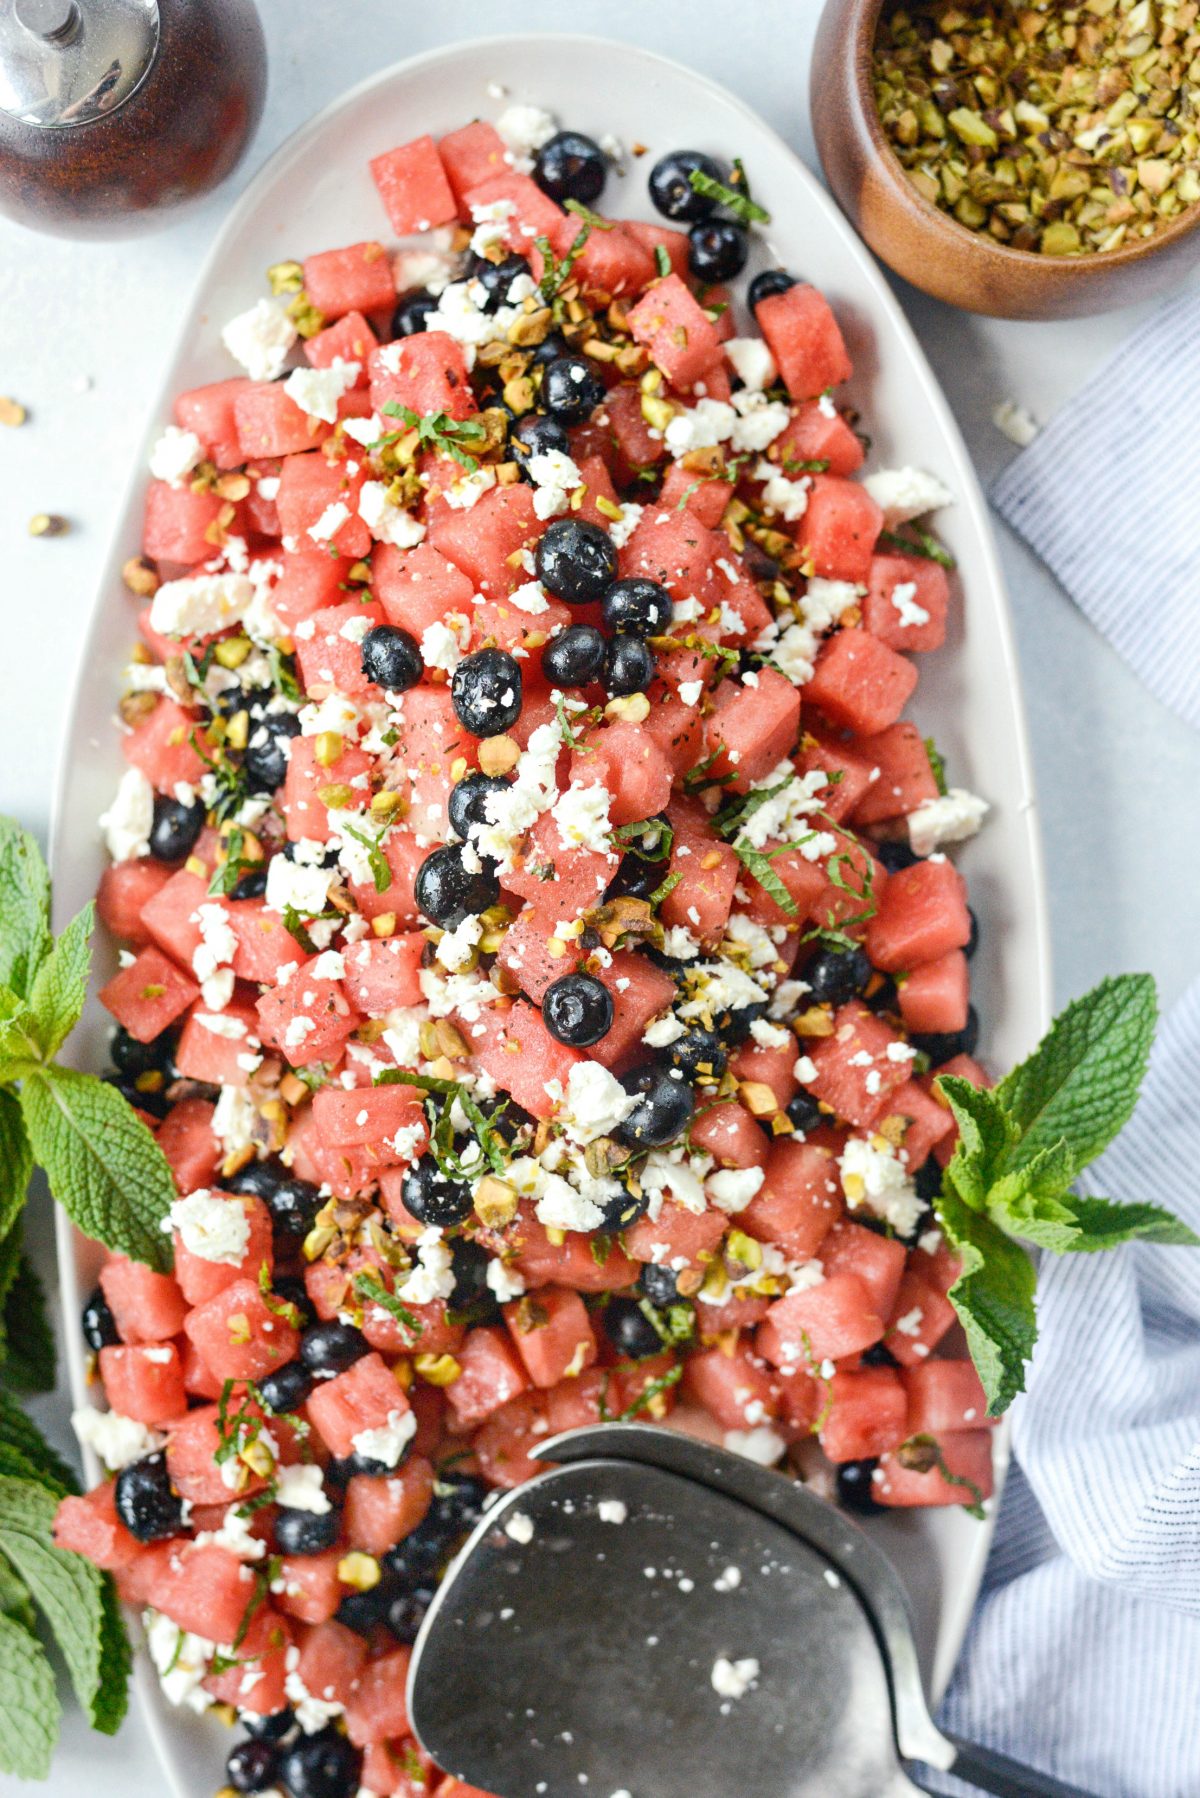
top-left (991, 290), bottom-right (1200, 730)
top-left (924, 976), bottom-right (1200, 1798)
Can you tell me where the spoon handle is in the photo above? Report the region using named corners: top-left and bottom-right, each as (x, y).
top-left (940, 1733), bottom-right (1101, 1798)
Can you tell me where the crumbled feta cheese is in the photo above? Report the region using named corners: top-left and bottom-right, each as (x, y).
top-left (274, 1462), bottom-right (331, 1515)
top-left (496, 104), bottom-right (557, 171)
top-left (284, 1662), bottom-right (344, 1734)
top-left (504, 1509), bottom-right (536, 1544)
top-left (149, 424), bottom-right (204, 487)
top-left (221, 296), bottom-right (297, 382)
top-left (551, 780), bottom-right (611, 854)
top-left (527, 448), bottom-right (584, 520)
top-left (72, 1406), bottom-right (164, 1471)
top-left (396, 1227), bottom-right (456, 1306)
top-left (307, 501), bottom-right (350, 546)
top-left (436, 913), bottom-right (484, 972)
top-left (677, 678), bottom-right (704, 707)
top-left (890, 580), bottom-right (931, 629)
top-left (758, 467), bottom-right (811, 522)
top-left (265, 851), bottom-right (335, 919)
top-left (508, 578), bottom-right (550, 614)
top-left (597, 1499), bottom-right (628, 1525)
top-left (212, 1087), bottom-right (261, 1159)
top-left (485, 1257), bottom-right (527, 1302)
top-left (711, 1654), bottom-right (761, 1698)
top-left (559, 1062), bottom-right (636, 1145)
top-left (163, 1189), bottom-right (250, 1265)
top-left (145, 1611), bottom-right (216, 1713)
top-left (100, 766), bottom-right (154, 862)
top-left (664, 398), bottom-right (736, 456)
top-left (993, 399), bottom-right (1039, 447)
top-left (283, 358), bottom-right (359, 424)
top-left (863, 466), bottom-right (954, 526)
top-left (420, 613), bottom-right (471, 674)
top-left (150, 571), bottom-right (254, 638)
top-left (607, 501), bottom-right (643, 549)
top-left (443, 465), bottom-right (498, 511)
top-left (535, 1173), bottom-right (607, 1234)
top-left (643, 1014), bottom-right (686, 1049)
top-left (750, 1018), bottom-right (790, 1049)
top-left (724, 337), bottom-right (777, 392)
top-left (351, 1409), bottom-right (417, 1470)
top-left (803, 577), bottom-right (859, 631)
top-left (729, 389), bottom-right (790, 453)
top-left (661, 925), bottom-right (701, 961)
top-left (706, 1166), bottom-right (766, 1214)
top-left (471, 719), bottom-right (563, 871)
top-left (908, 787), bottom-right (989, 857)
top-left (839, 1134), bottom-right (923, 1236)
top-left (192, 902), bottom-right (237, 985)
top-left (769, 620), bottom-right (818, 686)
top-left (359, 479), bottom-right (425, 547)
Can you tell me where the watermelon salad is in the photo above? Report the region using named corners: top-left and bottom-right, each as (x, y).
top-left (57, 102), bottom-right (996, 1798)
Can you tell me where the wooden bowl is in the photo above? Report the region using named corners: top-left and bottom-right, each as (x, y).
top-left (811, 0), bottom-right (1200, 319)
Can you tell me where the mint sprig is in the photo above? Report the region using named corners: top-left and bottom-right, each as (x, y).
top-left (935, 973), bottom-right (1197, 1415)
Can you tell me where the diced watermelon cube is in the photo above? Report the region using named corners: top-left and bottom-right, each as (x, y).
top-left (817, 1219), bottom-right (906, 1321)
top-left (689, 1101), bottom-right (769, 1170)
top-left (174, 376), bottom-right (253, 469)
top-left (627, 273), bottom-right (722, 388)
top-left (174, 993), bottom-right (261, 1087)
top-left (797, 476), bottom-right (884, 584)
top-left (885, 1078), bottom-right (955, 1172)
top-left (729, 1039), bottom-right (798, 1112)
top-left (756, 284), bottom-right (852, 400)
top-left (99, 946), bottom-right (199, 1043)
top-left (703, 666), bottom-right (801, 790)
top-left (122, 696), bottom-right (209, 793)
top-left (806, 1004), bottom-right (910, 1128)
top-left (866, 857), bottom-right (971, 971)
top-left (757, 1273), bottom-right (884, 1367)
top-left (862, 552), bottom-right (950, 653)
top-left (166, 1401), bottom-right (267, 1505)
top-left (255, 953), bottom-right (360, 1066)
top-left (775, 399), bottom-right (864, 478)
top-left (819, 1366), bottom-right (909, 1462)
top-left (98, 1252), bottom-right (189, 1350)
top-left (370, 135), bottom-right (458, 235)
top-left (98, 1344), bottom-right (187, 1425)
top-left (304, 310), bottom-right (375, 372)
top-left (293, 598), bottom-right (384, 698)
top-left (234, 381), bottom-right (328, 460)
top-left (312, 1084), bottom-right (425, 1157)
top-left (203, 1606), bottom-right (293, 1714)
top-left (156, 1096), bottom-right (220, 1193)
top-left (623, 218), bottom-right (691, 277)
top-left (740, 1140), bottom-right (843, 1258)
top-left (303, 242), bottom-right (396, 319)
top-left (659, 798), bottom-right (739, 943)
top-left (576, 718), bottom-right (674, 826)
top-left (428, 482), bottom-right (539, 597)
top-left (276, 451), bottom-right (369, 559)
top-left (344, 1646), bottom-right (413, 1747)
top-left (899, 951), bottom-right (970, 1036)
top-left (875, 1431), bottom-right (994, 1508)
top-left (591, 951), bottom-right (677, 1070)
top-left (344, 1456), bottom-right (434, 1555)
top-left (438, 120), bottom-right (507, 203)
top-left (618, 508), bottom-right (724, 606)
top-left (271, 546), bottom-right (348, 630)
top-left (805, 627), bottom-right (917, 738)
top-left (282, 735), bottom-right (373, 844)
top-left (545, 218), bottom-right (657, 298)
top-left (306, 1351), bottom-right (411, 1460)
top-left (659, 460), bottom-right (730, 528)
top-left (184, 1277), bottom-right (301, 1383)
top-left (138, 865), bottom-right (208, 967)
top-left (850, 721), bottom-right (939, 824)
top-left (902, 1359), bottom-right (993, 1436)
top-left (682, 1342), bottom-right (778, 1432)
top-left (341, 934), bottom-right (424, 1014)
top-left (885, 1267), bottom-right (958, 1367)
top-left (470, 1000), bottom-right (586, 1121)
top-left (53, 1484), bottom-right (140, 1572)
top-left (173, 1194), bottom-right (273, 1308)
top-left (601, 384), bottom-right (665, 479)
top-left (446, 1326), bottom-right (533, 1431)
top-left (460, 171), bottom-right (563, 253)
top-left (346, 829), bottom-right (427, 925)
top-left (795, 730), bottom-right (880, 823)
top-left (623, 1203), bottom-right (727, 1270)
top-left (142, 480), bottom-right (225, 566)
top-left (503, 1286), bottom-right (597, 1389)
top-left (96, 857), bottom-right (175, 948)
top-left (374, 540), bottom-right (476, 635)
top-left (296, 1618), bottom-right (369, 1708)
top-left (368, 332), bottom-right (476, 423)
top-left (274, 1549), bottom-right (345, 1624)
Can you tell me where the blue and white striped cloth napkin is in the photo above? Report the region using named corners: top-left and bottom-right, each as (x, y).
top-left (926, 295), bottom-right (1200, 1797)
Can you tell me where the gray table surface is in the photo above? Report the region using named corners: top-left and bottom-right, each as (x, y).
top-left (2, 2), bottom-right (1197, 1789)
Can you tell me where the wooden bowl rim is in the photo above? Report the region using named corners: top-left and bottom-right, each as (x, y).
top-left (839, 0), bottom-right (1200, 282)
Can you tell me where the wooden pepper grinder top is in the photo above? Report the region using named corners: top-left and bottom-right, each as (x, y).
top-left (0, 0), bottom-right (267, 236)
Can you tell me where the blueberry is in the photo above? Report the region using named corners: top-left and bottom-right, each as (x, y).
top-left (401, 1157), bottom-right (473, 1229)
top-left (391, 289), bottom-right (439, 337)
top-left (274, 1506), bottom-right (340, 1557)
top-left (299, 1320), bottom-right (369, 1378)
top-left (540, 354), bottom-right (605, 425)
top-left (278, 1725), bottom-right (362, 1798)
top-left (387, 1581), bottom-right (436, 1644)
top-left (264, 1176), bottom-right (324, 1244)
top-left (541, 623), bottom-right (607, 687)
top-left (865, 972), bottom-right (900, 1016)
top-left (602, 1297), bottom-right (662, 1360)
top-left (384, 1521), bottom-right (449, 1583)
top-left (102, 1072), bottom-right (170, 1119)
top-left (335, 1579), bottom-right (399, 1637)
top-left (447, 1236), bottom-right (492, 1312)
top-left (748, 268), bottom-right (798, 312)
top-left (234, 866), bottom-right (268, 898)
top-left (244, 710), bottom-right (301, 794)
top-left (448, 771), bottom-right (511, 840)
top-left (836, 1458), bottom-right (884, 1515)
top-left (243, 1708), bottom-right (296, 1740)
top-left (910, 1006), bottom-right (980, 1067)
top-left (604, 635), bottom-right (655, 696)
top-left (786, 1089), bottom-right (824, 1134)
top-left (616, 1064), bottom-right (694, 1149)
top-left (257, 1359), bottom-right (314, 1415)
top-left (510, 412), bottom-right (571, 477)
top-left (604, 854), bottom-right (661, 903)
top-left (361, 624), bottom-right (422, 693)
top-left (668, 1026), bottom-right (727, 1083)
top-left (601, 577), bottom-right (671, 637)
top-left (110, 1024), bottom-right (173, 1078)
top-left (471, 252), bottom-right (530, 311)
top-left (862, 1341), bottom-right (900, 1369)
top-left (81, 1284), bottom-right (119, 1352)
top-left (721, 1001), bottom-right (768, 1047)
top-left (639, 1262), bottom-right (682, 1306)
top-left (428, 1471), bottom-right (489, 1538)
top-left (531, 329), bottom-right (571, 367)
top-left (648, 149), bottom-right (725, 222)
top-left (114, 1452), bottom-right (185, 1542)
top-left (227, 1738), bottom-right (281, 1793)
top-left (543, 973), bottom-right (613, 1047)
top-left (451, 648), bottom-right (523, 737)
top-left (535, 517), bottom-right (618, 605)
top-left (596, 1185), bottom-right (650, 1231)
top-left (875, 837), bottom-right (919, 874)
top-left (414, 844), bottom-right (500, 929)
top-left (534, 130), bottom-right (607, 203)
top-left (148, 793), bottom-right (204, 862)
top-left (805, 945), bottom-right (872, 1007)
top-left (224, 1155), bottom-right (286, 1201)
top-left (965, 907), bottom-right (980, 960)
top-left (273, 1274), bottom-right (317, 1331)
top-left (915, 1158), bottom-right (942, 1203)
top-left (688, 217), bottom-right (749, 283)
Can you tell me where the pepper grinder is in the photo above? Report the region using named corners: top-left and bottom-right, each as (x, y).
top-left (0, 0), bottom-right (267, 236)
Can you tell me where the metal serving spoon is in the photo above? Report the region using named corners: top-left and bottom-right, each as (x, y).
top-left (408, 1424), bottom-right (1097, 1798)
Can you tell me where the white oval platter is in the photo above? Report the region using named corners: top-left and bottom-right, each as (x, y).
top-left (51, 31), bottom-right (1050, 1797)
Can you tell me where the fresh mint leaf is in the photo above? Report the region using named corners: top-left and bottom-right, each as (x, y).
top-left (0, 1092), bottom-right (32, 1247)
top-left (26, 900), bottom-right (93, 1061)
top-left (342, 823), bottom-right (391, 894)
top-left (353, 1270), bottom-right (423, 1338)
top-left (686, 167), bottom-right (771, 224)
top-left (924, 736), bottom-right (948, 796)
top-left (0, 1561), bottom-right (34, 1632)
top-left (0, 988), bottom-right (42, 1078)
top-left (1, 1253), bottom-right (56, 1394)
top-left (0, 1474), bottom-right (126, 1740)
top-left (994, 973), bottom-right (1157, 1179)
top-left (936, 1075), bottom-right (1015, 1210)
top-left (90, 1576), bottom-right (131, 1735)
top-left (20, 1067), bottom-right (176, 1272)
top-left (1060, 1195), bottom-right (1200, 1253)
top-left (654, 244), bottom-right (671, 278)
top-left (732, 841), bottom-right (798, 916)
top-left (379, 403), bottom-right (487, 473)
top-left (936, 1184), bottom-right (1038, 1416)
top-left (563, 198), bottom-right (614, 231)
top-left (0, 1611), bottom-right (59, 1779)
top-left (0, 820), bottom-right (51, 1001)
top-left (0, 1393), bottom-right (76, 1497)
